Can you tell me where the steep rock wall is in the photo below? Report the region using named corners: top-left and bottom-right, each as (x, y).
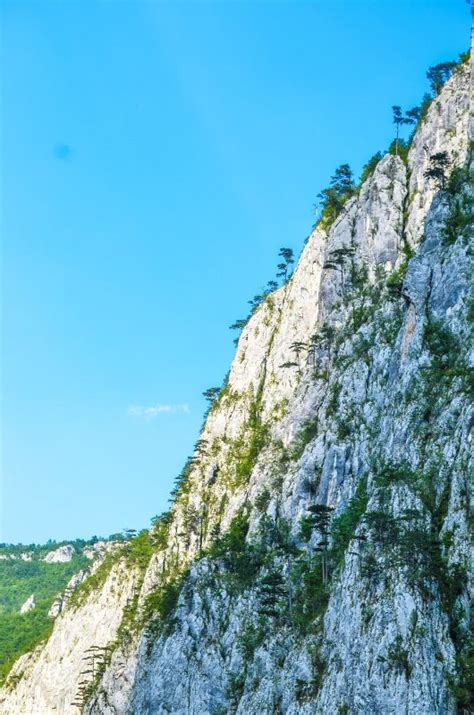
top-left (1, 55), bottom-right (472, 715)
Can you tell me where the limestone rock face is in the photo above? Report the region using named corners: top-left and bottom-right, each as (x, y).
top-left (48, 570), bottom-right (89, 619)
top-left (0, 552), bottom-right (32, 561)
top-left (405, 60), bottom-right (470, 247)
top-left (43, 544), bottom-right (75, 563)
top-left (19, 595), bottom-right (35, 614)
top-left (2, 557), bottom-right (142, 715)
top-left (0, 56), bottom-right (472, 715)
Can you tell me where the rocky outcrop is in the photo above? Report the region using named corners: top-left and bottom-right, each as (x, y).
top-left (0, 55), bottom-right (472, 715)
top-left (43, 545), bottom-right (75, 563)
top-left (48, 570), bottom-right (89, 619)
top-left (19, 595), bottom-right (35, 614)
top-left (0, 552), bottom-right (32, 561)
top-left (83, 541), bottom-right (115, 561)
top-left (405, 60), bottom-right (471, 247)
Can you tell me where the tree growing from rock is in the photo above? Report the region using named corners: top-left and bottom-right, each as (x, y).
top-left (424, 152), bottom-right (451, 189)
top-left (202, 387), bottom-right (221, 403)
top-left (316, 164), bottom-right (356, 227)
top-left (323, 246), bottom-right (355, 290)
top-left (392, 106), bottom-right (413, 156)
top-left (258, 571), bottom-right (286, 618)
top-left (426, 61), bottom-right (456, 95)
top-left (277, 247), bottom-right (294, 282)
top-left (229, 318), bottom-right (248, 332)
top-left (289, 341), bottom-right (307, 363)
top-left (303, 504), bottom-right (334, 585)
top-left (405, 106), bottom-right (421, 125)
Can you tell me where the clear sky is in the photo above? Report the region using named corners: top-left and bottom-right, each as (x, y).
top-left (1, 0), bottom-right (470, 544)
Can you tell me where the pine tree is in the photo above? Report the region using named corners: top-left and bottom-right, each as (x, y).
top-left (316, 164), bottom-right (355, 226)
top-left (405, 106), bottom-right (421, 125)
top-left (203, 387), bottom-right (221, 403)
top-left (392, 105), bottom-right (412, 156)
top-left (289, 341), bottom-right (307, 363)
top-left (323, 246), bottom-right (355, 290)
top-left (308, 504), bottom-right (334, 585)
top-left (426, 61), bottom-right (456, 95)
top-left (258, 571), bottom-right (286, 618)
top-left (424, 152), bottom-right (451, 189)
top-left (229, 318), bottom-right (248, 331)
top-left (277, 247), bottom-right (294, 282)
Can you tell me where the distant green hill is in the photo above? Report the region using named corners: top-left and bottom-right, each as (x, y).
top-left (0, 542), bottom-right (90, 683)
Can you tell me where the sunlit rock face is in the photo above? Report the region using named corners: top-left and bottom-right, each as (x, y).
top-left (0, 55), bottom-right (472, 715)
top-left (43, 545), bottom-right (75, 563)
top-left (19, 595), bottom-right (35, 614)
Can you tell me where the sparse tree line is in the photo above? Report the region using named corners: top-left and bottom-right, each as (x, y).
top-left (315, 54), bottom-right (466, 230)
top-left (228, 246), bottom-right (295, 344)
top-left (204, 52), bottom-right (468, 369)
top-left (71, 645), bottom-right (112, 709)
top-left (280, 310), bottom-right (343, 371)
top-left (282, 52), bottom-right (470, 372)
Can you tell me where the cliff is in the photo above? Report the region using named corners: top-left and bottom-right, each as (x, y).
top-left (1, 54), bottom-right (472, 715)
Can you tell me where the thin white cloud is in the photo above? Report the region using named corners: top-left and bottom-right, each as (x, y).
top-left (128, 403), bottom-right (190, 419)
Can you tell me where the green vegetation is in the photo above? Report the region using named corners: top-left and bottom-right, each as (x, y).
top-left (0, 532), bottom-right (149, 693)
top-left (423, 318), bottom-right (460, 374)
top-left (142, 570), bottom-right (189, 641)
top-left (444, 196), bottom-right (474, 245)
top-left (222, 388), bottom-right (269, 489)
top-left (385, 634), bottom-right (412, 679)
top-left (70, 531), bottom-right (154, 630)
top-left (310, 51), bottom-right (467, 243)
top-left (277, 247), bottom-right (295, 282)
top-left (2, 47), bottom-right (471, 708)
top-left (290, 419), bottom-right (318, 461)
top-left (450, 606), bottom-right (474, 713)
top-left (294, 647), bottom-right (326, 702)
top-left (325, 381), bottom-right (341, 418)
top-left (330, 480), bottom-right (369, 567)
top-left (443, 164), bottom-right (474, 246)
top-left (316, 164), bottom-right (356, 230)
top-left (386, 259), bottom-right (409, 296)
top-left (391, 105), bottom-right (417, 157)
top-left (364, 458), bottom-right (470, 695)
top-left (0, 550), bottom-right (89, 684)
top-left (384, 54), bottom-right (463, 169)
top-left (232, 421), bottom-right (269, 488)
top-left (206, 509), bottom-right (264, 588)
top-left (294, 481), bottom-right (368, 634)
top-left (237, 620), bottom-right (266, 660)
top-left (227, 670), bottom-right (247, 707)
top-left (257, 570), bottom-right (286, 618)
top-left (254, 488), bottom-right (271, 513)
top-left (150, 511), bottom-right (173, 549)
top-left (424, 151), bottom-right (451, 189)
top-left (359, 152), bottom-right (383, 184)
top-left (426, 61), bottom-right (456, 95)
top-left (388, 138), bottom-right (410, 164)
top-left (323, 246), bottom-right (356, 290)
top-left (420, 316), bottom-right (473, 407)
top-left (68, 550), bottom-right (121, 610)
top-left (122, 530), bottom-right (155, 569)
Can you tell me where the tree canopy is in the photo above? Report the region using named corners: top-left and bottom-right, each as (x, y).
top-left (426, 62), bottom-right (456, 95)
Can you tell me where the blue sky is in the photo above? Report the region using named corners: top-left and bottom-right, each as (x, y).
top-left (1, 0), bottom-right (470, 544)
